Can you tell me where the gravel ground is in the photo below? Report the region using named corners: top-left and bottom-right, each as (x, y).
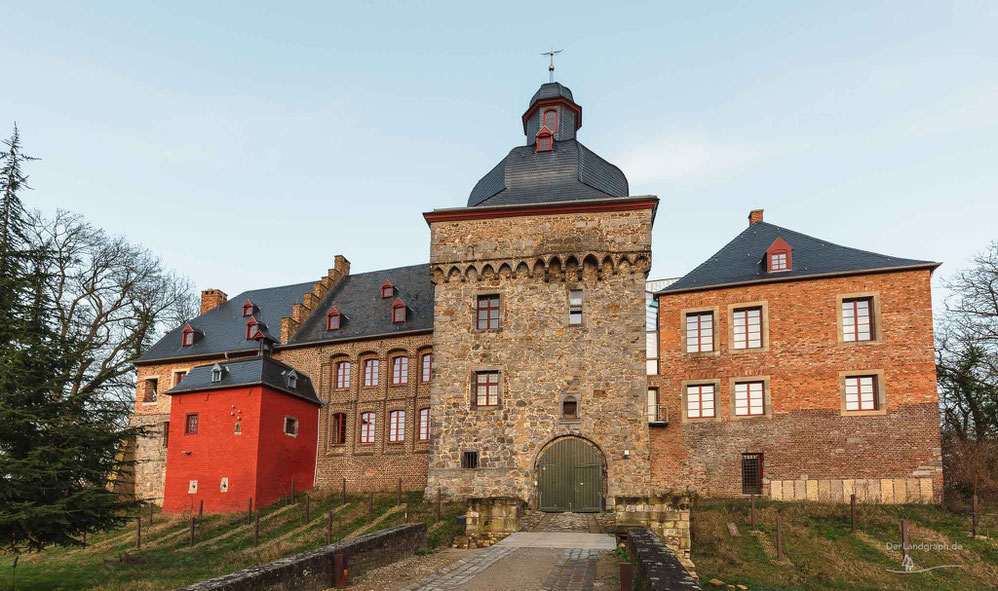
top-left (463, 548), bottom-right (562, 591)
top-left (340, 548), bottom-right (473, 591)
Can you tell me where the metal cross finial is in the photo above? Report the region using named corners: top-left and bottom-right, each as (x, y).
top-left (541, 47), bottom-right (563, 83)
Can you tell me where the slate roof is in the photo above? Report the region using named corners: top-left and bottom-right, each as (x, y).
top-left (529, 82), bottom-right (575, 109)
top-left (661, 221), bottom-right (940, 294)
top-left (288, 263), bottom-right (433, 346)
top-left (166, 355), bottom-right (320, 405)
top-left (467, 139), bottom-right (629, 207)
top-left (138, 281), bottom-right (314, 364)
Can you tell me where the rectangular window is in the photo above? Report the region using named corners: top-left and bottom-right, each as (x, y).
top-left (647, 388), bottom-right (660, 422)
top-left (392, 356), bottom-right (408, 385)
top-left (461, 450), bottom-right (479, 469)
top-left (363, 359), bottom-right (379, 387)
top-left (185, 413), bottom-right (199, 434)
top-left (732, 307), bottom-right (763, 350)
top-left (421, 353), bottom-right (433, 383)
top-left (742, 453), bottom-right (764, 494)
top-left (844, 375), bottom-right (879, 411)
top-left (842, 297), bottom-right (873, 342)
top-left (336, 361), bottom-right (351, 390)
top-left (331, 413), bottom-right (347, 445)
top-left (182, 330), bottom-right (194, 346)
top-left (359, 412), bottom-right (375, 444)
top-left (173, 371), bottom-right (187, 387)
top-left (418, 407), bottom-right (430, 441)
top-left (685, 312), bottom-right (714, 353)
top-left (770, 252), bottom-right (788, 271)
top-left (389, 410), bottom-right (405, 442)
top-left (284, 416), bottom-right (298, 436)
top-left (474, 371), bottom-right (500, 407)
top-left (734, 381), bottom-right (765, 416)
top-left (686, 384), bottom-right (715, 419)
top-left (143, 378), bottom-right (158, 403)
top-left (476, 295), bottom-right (501, 330)
top-left (568, 289), bottom-right (583, 325)
top-left (162, 421), bottom-right (170, 447)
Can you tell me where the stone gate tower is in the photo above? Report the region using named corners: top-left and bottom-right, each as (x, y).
top-left (424, 82), bottom-right (657, 509)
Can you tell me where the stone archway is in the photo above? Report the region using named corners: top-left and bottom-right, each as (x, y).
top-left (535, 436), bottom-right (606, 512)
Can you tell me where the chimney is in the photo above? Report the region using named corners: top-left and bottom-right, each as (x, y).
top-left (748, 209), bottom-right (764, 226)
top-left (200, 289), bottom-right (228, 314)
top-left (334, 255), bottom-right (351, 278)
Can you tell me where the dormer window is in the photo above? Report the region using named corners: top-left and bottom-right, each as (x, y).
top-left (327, 307), bottom-right (341, 331)
top-left (766, 238), bottom-right (793, 272)
top-left (246, 318), bottom-right (259, 340)
top-left (391, 299), bottom-right (406, 323)
top-left (211, 363), bottom-right (225, 383)
top-left (536, 130), bottom-right (553, 152)
top-left (242, 300), bottom-right (255, 317)
top-left (181, 324), bottom-right (195, 347)
top-left (542, 108), bottom-right (558, 132)
top-left (285, 370), bottom-right (298, 390)
top-left (381, 281), bottom-right (394, 299)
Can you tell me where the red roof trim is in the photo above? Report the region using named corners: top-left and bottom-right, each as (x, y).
top-left (423, 197), bottom-right (658, 224)
top-left (522, 97), bottom-right (581, 133)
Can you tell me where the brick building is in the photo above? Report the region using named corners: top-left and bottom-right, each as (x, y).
top-left (126, 80), bottom-right (942, 512)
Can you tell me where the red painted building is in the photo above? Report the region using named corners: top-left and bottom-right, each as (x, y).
top-left (162, 352), bottom-right (321, 513)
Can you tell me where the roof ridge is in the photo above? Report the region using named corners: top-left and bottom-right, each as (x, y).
top-left (755, 221), bottom-right (935, 265)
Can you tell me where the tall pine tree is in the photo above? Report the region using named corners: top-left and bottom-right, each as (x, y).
top-left (0, 125), bottom-right (141, 553)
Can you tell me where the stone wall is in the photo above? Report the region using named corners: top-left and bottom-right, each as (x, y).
top-left (175, 523), bottom-right (426, 591)
top-left (769, 476), bottom-right (935, 503)
top-left (426, 205), bottom-right (656, 506)
top-left (625, 527), bottom-right (701, 591)
top-left (652, 269), bottom-right (943, 501)
top-left (456, 496), bottom-right (525, 548)
top-left (614, 493), bottom-right (693, 561)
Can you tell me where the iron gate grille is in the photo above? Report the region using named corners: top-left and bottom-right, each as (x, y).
top-left (742, 453), bottom-right (763, 494)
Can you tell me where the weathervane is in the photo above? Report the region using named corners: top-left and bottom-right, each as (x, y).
top-left (541, 47), bottom-right (563, 83)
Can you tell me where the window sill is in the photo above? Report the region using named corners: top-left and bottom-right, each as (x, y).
top-left (684, 350), bottom-right (720, 358)
top-left (728, 346), bottom-right (768, 355)
top-left (141, 401), bottom-right (159, 406)
top-left (730, 414), bottom-right (771, 421)
top-left (840, 409), bottom-right (887, 417)
top-left (682, 416), bottom-right (721, 424)
top-left (559, 418), bottom-right (582, 424)
top-left (837, 339), bottom-right (883, 346)
top-left (389, 383), bottom-right (408, 388)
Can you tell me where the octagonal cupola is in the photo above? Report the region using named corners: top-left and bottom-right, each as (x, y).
top-left (522, 82), bottom-right (582, 147)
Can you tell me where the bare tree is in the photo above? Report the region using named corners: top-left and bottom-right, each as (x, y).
top-left (28, 210), bottom-right (197, 403)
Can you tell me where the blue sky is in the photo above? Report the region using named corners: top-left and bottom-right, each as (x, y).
top-left (2, 1), bottom-right (996, 311)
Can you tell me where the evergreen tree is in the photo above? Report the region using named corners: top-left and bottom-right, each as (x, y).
top-left (0, 125), bottom-right (141, 553)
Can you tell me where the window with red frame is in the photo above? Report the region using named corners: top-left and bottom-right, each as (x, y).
top-left (542, 108), bottom-right (558, 132)
top-left (246, 319), bottom-right (259, 340)
top-left (327, 309), bottom-right (340, 330)
top-left (732, 307), bottom-right (763, 349)
top-left (421, 353), bottom-right (433, 383)
top-left (185, 413), bottom-right (199, 434)
top-left (388, 410), bottom-right (405, 442)
top-left (174, 371), bottom-right (187, 386)
top-left (381, 281), bottom-right (393, 298)
top-left (685, 311), bottom-right (713, 353)
top-left (418, 407), bottom-right (430, 441)
top-left (770, 251), bottom-right (788, 271)
top-left (359, 412), bottom-right (375, 443)
top-left (474, 371), bottom-right (500, 407)
top-left (242, 301), bottom-right (254, 317)
top-left (476, 295), bottom-right (500, 330)
top-left (536, 133), bottom-right (553, 152)
top-left (182, 327), bottom-right (194, 346)
top-left (842, 297), bottom-right (874, 342)
top-left (392, 300), bottom-right (406, 323)
top-left (391, 356), bottom-right (408, 385)
top-left (734, 381), bottom-right (765, 416)
top-left (335, 361), bottom-right (351, 390)
top-left (844, 375), bottom-right (879, 411)
top-left (686, 384), bottom-right (715, 419)
top-left (363, 359), bottom-right (379, 387)
top-left (330, 413), bottom-right (347, 445)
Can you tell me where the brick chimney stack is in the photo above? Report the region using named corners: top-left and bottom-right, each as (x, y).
top-left (334, 255), bottom-right (351, 278)
top-left (749, 209), bottom-right (764, 226)
top-left (200, 289), bottom-right (228, 314)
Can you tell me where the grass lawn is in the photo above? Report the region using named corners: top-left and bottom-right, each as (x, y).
top-left (1, 490), bottom-right (465, 591)
top-left (690, 499), bottom-right (998, 590)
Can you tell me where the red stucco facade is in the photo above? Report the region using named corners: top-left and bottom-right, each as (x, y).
top-left (162, 385), bottom-right (319, 513)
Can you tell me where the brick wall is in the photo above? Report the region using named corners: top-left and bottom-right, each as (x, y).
top-left (651, 268), bottom-right (942, 501)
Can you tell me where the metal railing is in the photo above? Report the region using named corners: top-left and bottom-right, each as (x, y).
top-left (647, 405), bottom-right (669, 424)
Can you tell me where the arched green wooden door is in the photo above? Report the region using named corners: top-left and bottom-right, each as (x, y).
top-left (537, 438), bottom-right (603, 512)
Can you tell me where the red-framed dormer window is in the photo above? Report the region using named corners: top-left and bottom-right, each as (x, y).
top-left (766, 238), bottom-right (793, 272)
top-left (181, 324), bottom-right (195, 347)
top-left (246, 318), bottom-right (259, 340)
top-left (327, 307), bottom-right (341, 331)
top-left (392, 299), bottom-right (406, 323)
top-left (536, 130), bottom-right (553, 152)
top-left (242, 300), bottom-right (254, 317)
top-left (381, 281), bottom-right (394, 299)
top-left (542, 108), bottom-right (558, 132)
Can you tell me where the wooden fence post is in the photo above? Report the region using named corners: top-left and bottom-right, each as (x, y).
top-left (972, 494), bottom-right (979, 537)
top-left (397, 478), bottom-right (402, 505)
top-left (436, 486), bottom-right (441, 522)
top-left (750, 495), bottom-right (757, 530)
top-left (247, 497), bottom-right (253, 524)
top-left (254, 510), bottom-right (260, 546)
top-left (334, 553), bottom-right (348, 588)
top-left (82, 531), bottom-right (86, 550)
top-left (901, 519), bottom-right (909, 562)
top-left (619, 563), bottom-right (632, 591)
top-left (342, 478), bottom-right (346, 505)
top-left (368, 492), bottom-right (374, 523)
top-left (199, 499), bottom-right (204, 525)
top-left (189, 516), bottom-right (195, 548)
top-left (776, 511), bottom-right (784, 561)
top-left (851, 494), bottom-right (857, 533)
top-left (136, 517), bottom-right (141, 549)
top-left (327, 510), bottom-right (333, 545)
